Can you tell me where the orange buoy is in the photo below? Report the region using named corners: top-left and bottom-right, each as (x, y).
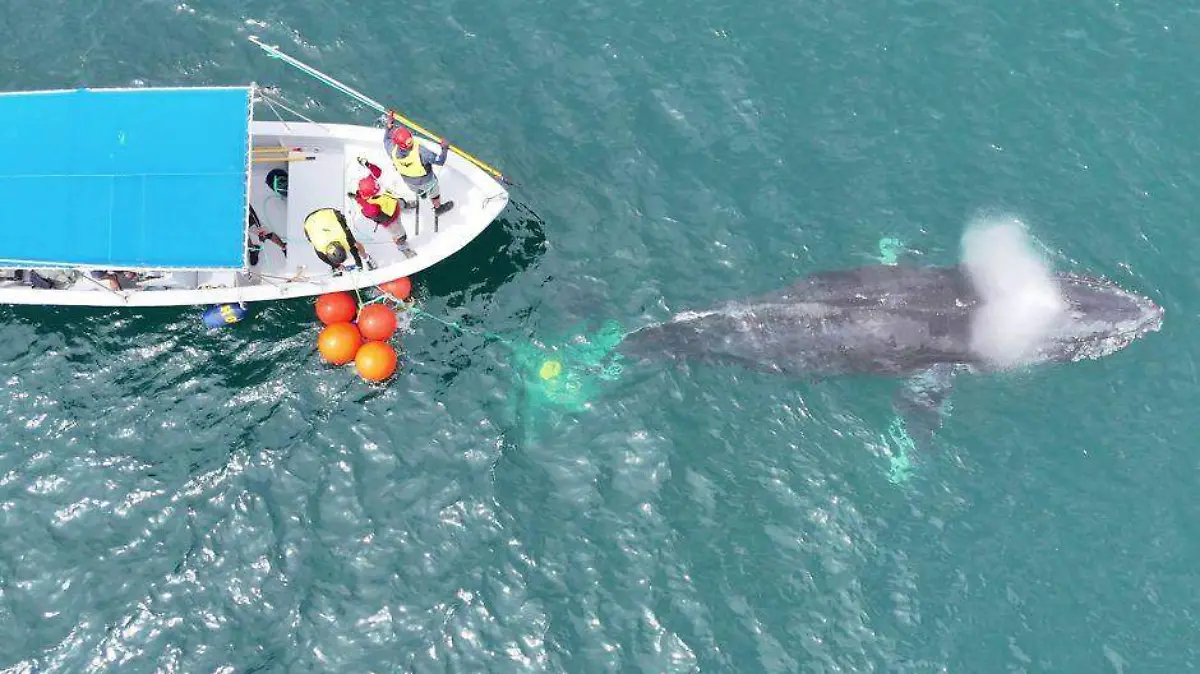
top-left (357, 304), bottom-right (398, 341)
top-left (378, 277), bottom-right (412, 301)
top-left (315, 291), bottom-right (357, 325)
top-left (317, 322), bottom-right (362, 365)
top-left (355, 341), bottom-right (398, 382)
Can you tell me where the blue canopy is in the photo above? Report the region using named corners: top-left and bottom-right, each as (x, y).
top-left (0, 86), bottom-right (252, 270)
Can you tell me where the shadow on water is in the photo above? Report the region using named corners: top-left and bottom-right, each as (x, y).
top-left (403, 200), bottom-right (550, 391)
top-left (415, 200), bottom-right (548, 307)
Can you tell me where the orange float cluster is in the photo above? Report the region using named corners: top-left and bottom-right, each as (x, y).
top-left (314, 277), bottom-right (412, 383)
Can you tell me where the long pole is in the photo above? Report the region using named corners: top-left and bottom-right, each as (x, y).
top-left (248, 35), bottom-right (514, 187)
top-left (252, 155), bottom-right (315, 164)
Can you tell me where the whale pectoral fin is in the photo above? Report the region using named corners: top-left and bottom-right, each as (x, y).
top-left (894, 363), bottom-right (962, 445)
top-left (871, 237), bottom-right (925, 266)
top-left (875, 237), bottom-right (906, 265)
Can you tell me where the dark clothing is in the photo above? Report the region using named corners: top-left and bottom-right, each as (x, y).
top-left (29, 271), bottom-right (53, 289)
top-left (246, 206), bottom-right (266, 266)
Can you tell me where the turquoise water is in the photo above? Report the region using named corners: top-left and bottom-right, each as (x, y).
top-left (1, 0), bottom-right (1198, 671)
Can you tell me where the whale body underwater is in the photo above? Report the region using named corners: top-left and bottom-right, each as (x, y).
top-left (619, 264), bottom-right (1163, 439)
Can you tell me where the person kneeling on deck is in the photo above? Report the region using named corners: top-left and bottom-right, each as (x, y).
top-left (384, 114), bottom-right (454, 216)
top-left (303, 208), bottom-right (376, 273)
top-left (247, 205), bottom-right (287, 267)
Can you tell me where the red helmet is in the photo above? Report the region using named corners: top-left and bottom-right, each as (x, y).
top-left (391, 127), bottom-right (414, 151)
top-left (357, 176), bottom-right (378, 198)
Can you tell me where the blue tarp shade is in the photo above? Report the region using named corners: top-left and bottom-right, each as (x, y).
top-left (0, 87), bottom-right (251, 269)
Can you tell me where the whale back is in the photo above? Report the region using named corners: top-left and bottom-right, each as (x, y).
top-left (621, 266), bottom-right (982, 376)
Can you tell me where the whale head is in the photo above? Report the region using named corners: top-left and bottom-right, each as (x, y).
top-left (1040, 274), bottom-right (1164, 363)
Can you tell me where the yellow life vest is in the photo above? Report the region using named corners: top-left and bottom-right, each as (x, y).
top-left (303, 208), bottom-right (350, 253)
top-left (390, 141), bottom-right (429, 179)
top-left (366, 193), bottom-right (399, 218)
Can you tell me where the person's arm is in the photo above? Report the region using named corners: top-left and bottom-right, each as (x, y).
top-left (91, 270), bottom-right (120, 291)
top-left (382, 126), bottom-right (396, 156)
top-left (338, 217), bottom-right (365, 268)
top-left (264, 231), bottom-right (287, 253)
top-left (423, 140), bottom-right (451, 167)
top-left (253, 223), bottom-right (287, 253)
top-left (347, 243), bottom-right (364, 268)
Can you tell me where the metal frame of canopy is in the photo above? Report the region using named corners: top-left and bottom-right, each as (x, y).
top-left (0, 85), bottom-right (256, 273)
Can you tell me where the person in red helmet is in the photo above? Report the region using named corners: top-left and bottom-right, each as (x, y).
top-left (348, 158), bottom-right (417, 258)
top-left (383, 113), bottom-right (454, 216)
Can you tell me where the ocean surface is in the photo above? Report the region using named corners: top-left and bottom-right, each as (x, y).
top-left (1, 0), bottom-right (1199, 671)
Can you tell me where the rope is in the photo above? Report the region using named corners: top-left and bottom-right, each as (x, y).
top-left (356, 290), bottom-right (629, 417)
top-left (246, 266), bottom-right (285, 288)
top-left (350, 269), bottom-right (366, 311)
top-left (259, 91), bottom-right (326, 128)
top-left (405, 306), bottom-right (512, 346)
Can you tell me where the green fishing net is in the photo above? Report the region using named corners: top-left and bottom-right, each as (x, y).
top-left (394, 298), bottom-right (627, 413)
top-left (876, 236), bottom-right (904, 265)
top-left (508, 320), bottom-right (627, 413)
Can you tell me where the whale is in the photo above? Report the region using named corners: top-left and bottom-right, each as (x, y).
top-left (619, 264), bottom-right (1164, 441)
top-left (620, 265), bottom-right (1163, 376)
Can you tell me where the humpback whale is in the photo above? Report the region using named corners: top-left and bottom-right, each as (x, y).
top-left (620, 263), bottom-right (1163, 442)
top-left (620, 264), bottom-right (1163, 376)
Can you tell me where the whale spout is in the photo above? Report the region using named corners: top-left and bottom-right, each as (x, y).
top-left (962, 217), bottom-right (1067, 369)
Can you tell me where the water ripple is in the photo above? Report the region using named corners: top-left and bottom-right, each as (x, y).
top-left (0, 0), bottom-right (1194, 671)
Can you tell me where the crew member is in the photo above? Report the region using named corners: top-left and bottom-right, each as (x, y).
top-left (302, 208), bottom-right (374, 272)
top-left (247, 205), bottom-right (287, 266)
top-left (350, 158), bottom-right (415, 227)
top-left (383, 113), bottom-right (454, 216)
top-left (348, 159), bottom-right (417, 260)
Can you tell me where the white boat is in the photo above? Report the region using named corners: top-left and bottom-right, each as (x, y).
top-left (0, 45), bottom-right (510, 309)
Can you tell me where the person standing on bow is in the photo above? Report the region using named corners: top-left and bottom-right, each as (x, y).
top-left (302, 207), bottom-right (375, 273)
top-left (383, 112), bottom-right (455, 216)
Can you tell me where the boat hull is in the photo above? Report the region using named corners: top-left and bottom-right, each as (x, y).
top-left (0, 121), bottom-right (509, 307)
